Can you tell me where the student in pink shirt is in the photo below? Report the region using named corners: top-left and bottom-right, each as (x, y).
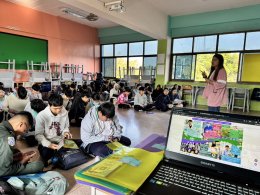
top-left (202, 54), bottom-right (228, 112)
top-left (117, 87), bottom-right (132, 109)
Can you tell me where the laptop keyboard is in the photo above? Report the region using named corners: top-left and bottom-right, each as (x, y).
top-left (149, 164), bottom-right (260, 195)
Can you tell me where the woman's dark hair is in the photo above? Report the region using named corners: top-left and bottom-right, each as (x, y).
top-left (48, 93), bottom-right (63, 107)
top-left (32, 83), bottom-right (41, 92)
top-left (156, 84), bottom-right (161, 89)
top-left (31, 99), bottom-right (47, 113)
top-left (97, 102), bottom-right (115, 119)
top-left (17, 86), bottom-right (27, 99)
top-left (208, 54), bottom-right (224, 81)
top-left (0, 86), bottom-right (4, 91)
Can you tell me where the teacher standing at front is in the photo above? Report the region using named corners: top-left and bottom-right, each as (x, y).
top-left (202, 54), bottom-right (228, 112)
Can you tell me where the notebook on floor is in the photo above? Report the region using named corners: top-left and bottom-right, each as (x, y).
top-left (137, 108), bottom-right (260, 195)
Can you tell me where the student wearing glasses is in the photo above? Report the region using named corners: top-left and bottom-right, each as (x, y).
top-left (80, 102), bottom-right (131, 158)
top-left (0, 111), bottom-right (44, 177)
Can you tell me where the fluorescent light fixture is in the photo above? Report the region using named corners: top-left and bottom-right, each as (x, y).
top-left (61, 8), bottom-right (99, 21)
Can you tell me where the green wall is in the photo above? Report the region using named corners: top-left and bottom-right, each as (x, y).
top-left (98, 26), bottom-right (152, 44)
top-left (155, 39), bottom-right (167, 86)
top-left (168, 4), bottom-right (260, 37)
top-left (0, 32), bottom-right (48, 70)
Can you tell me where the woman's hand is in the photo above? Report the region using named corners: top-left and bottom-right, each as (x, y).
top-left (201, 71), bottom-right (207, 79)
top-left (205, 79), bottom-right (213, 84)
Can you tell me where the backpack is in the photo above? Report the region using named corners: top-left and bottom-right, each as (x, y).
top-left (6, 171), bottom-right (68, 195)
top-left (0, 180), bottom-right (24, 195)
top-left (251, 88), bottom-right (260, 101)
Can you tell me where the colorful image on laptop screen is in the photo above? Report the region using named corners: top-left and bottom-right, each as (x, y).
top-left (167, 114), bottom-right (260, 173)
top-left (180, 118), bottom-right (243, 164)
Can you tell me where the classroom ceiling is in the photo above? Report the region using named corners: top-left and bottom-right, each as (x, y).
top-left (5, 0), bottom-right (118, 28)
top-left (144, 0), bottom-right (260, 16)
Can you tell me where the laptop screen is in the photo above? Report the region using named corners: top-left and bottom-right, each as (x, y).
top-left (166, 109), bottom-right (260, 175)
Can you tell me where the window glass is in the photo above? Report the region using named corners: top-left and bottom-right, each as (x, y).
top-left (129, 42), bottom-right (143, 56)
top-left (173, 38), bottom-right (193, 53)
top-left (218, 33), bottom-right (245, 51)
top-left (144, 41), bottom-right (158, 55)
top-left (102, 58), bottom-right (115, 77)
top-left (194, 35), bottom-right (217, 52)
top-left (115, 43), bottom-right (127, 56)
top-left (173, 55), bottom-right (194, 80)
top-left (129, 57), bottom-right (143, 75)
top-left (245, 32), bottom-right (260, 50)
top-left (102, 44), bottom-right (113, 57)
top-left (115, 58), bottom-right (127, 78)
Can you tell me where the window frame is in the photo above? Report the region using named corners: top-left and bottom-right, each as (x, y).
top-left (101, 40), bottom-right (158, 78)
top-left (170, 30), bottom-right (260, 84)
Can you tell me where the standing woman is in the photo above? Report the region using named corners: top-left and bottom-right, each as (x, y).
top-left (202, 54), bottom-right (228, 112)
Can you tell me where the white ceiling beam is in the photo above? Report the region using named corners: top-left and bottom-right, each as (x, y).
top-left (58, 0), bottom-right (168, 39)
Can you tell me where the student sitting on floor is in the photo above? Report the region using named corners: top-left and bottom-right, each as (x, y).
top-left (110, 83), bottom-right (120, 103)
top-left (155, 88), bottom-right (173, 112)
top-left (69, 91), bottom-right (91, 127)
top-left (0, 111), bottom-right (44, 177)
top-left (133, 84), bottom-right (141, 98)
top-left (61, 89), bottom-right (73, 111)
top-left (29, 83), bottom-right (42, 101)
top-left (152, 84), bottom-right (163, 101)
top-left (134, 87), bottom-right (153, 111)
top-left (81, 102), bottom-right (131, 158)
top-left (169, 89), bottom-right (183, 108)
top-left (146, 86), bottom-right (154, 105)
top-left (24, 99), bottom-right (47, 147)
top-left (3, 86), bottom-right (29, 115)
top-left (35, 93), bottom-right (72, 166)
top-left (70, 83), bottom-right (77, 97)
top-left (117, 87), bottom-right (132, 109)
top-left (0, 86), bottom-right (6, 122)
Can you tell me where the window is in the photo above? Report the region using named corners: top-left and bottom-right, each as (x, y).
top-left (101, 40), bottom-right (157, 78)
top-left (115, 43), bottom-right (127, 56)
top-left (194, 35), bottom-right (217, 52)
top-left (245, 32), bottom-right (260, 50)
top-left (195, 54), bottom-right (215, 81)
top-left (115, 58), bottom-right (127, 78)
top-left (173, 55), bottom-right (195, 80)
top-left (173, 38), bottom-right (193, 53)
top-left (143, 57), bottom-right (157, 75)
top-left (129, 42), bottom-right (144, 56)
top-left (102, 58), bottom-right (115, 77)
top-left (219, 53), bottom-right (239, 82)
top-left (129, 57), bottom-right (143, 75)
top-left (144, 41), bottom-right (158, 55)
top-left (102, 45), bottom-right (113, 57)
top-left (218, 33), bottom-right (245, 51)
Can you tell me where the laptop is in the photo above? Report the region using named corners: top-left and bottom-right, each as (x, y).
top-left (137, 108), bottom-right (260, 195)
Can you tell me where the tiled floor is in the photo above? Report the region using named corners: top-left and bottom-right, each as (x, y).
top-left (15, 106), bottom-right (260, 194)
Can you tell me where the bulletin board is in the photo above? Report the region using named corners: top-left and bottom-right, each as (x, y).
top-left (241, 53), bottom-right (260, 82)
top-left (0, 32), bottom-right (48, 70)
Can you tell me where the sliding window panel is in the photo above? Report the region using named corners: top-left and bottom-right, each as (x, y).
top-left (144, 40), bottom-right (158, 55)
top-left (245, 31), bottom-right (260, 50)
top-left (115, 43), bottom-right (128, 56)
top-left (172, 37), bottom-right (193, 54)
top-left (219, 53), bottom-right (239, 82)
top-left (102, 58), bottom-right (115, 77)
top-left (195, 53), bottom-right (215, 81)
top-left (194, 35), bottom-right (217, 52)
top-left (143, 57), bottom-right (157, 75)
top-left (102, 44), bottom-right (113, 57)
top-left (173, 55), bottom-right (195, 80)
top-left (115, 57), bottom-right (127, 78)
top-left (129, 57), bottom-right (143, 75)
top-left (218, 33), bottom-right (245, 51)
top-left (129, 42), bottom-right (144, 56)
